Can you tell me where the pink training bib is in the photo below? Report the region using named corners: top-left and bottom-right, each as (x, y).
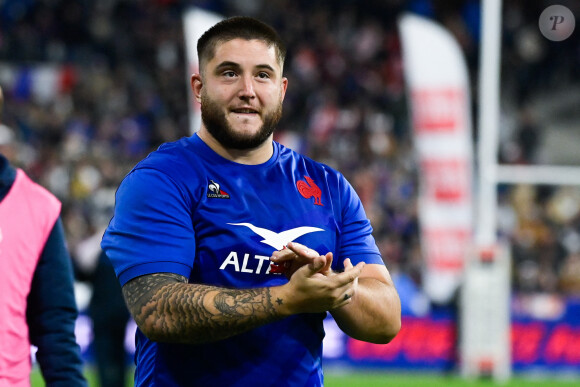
top-left (0, 169), bottom-right (61, 386)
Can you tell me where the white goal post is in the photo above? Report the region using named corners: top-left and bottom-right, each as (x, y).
top-left (463, 0), bottom-right (580, 381)
top-left (496, 165), bottom-right (580, 185)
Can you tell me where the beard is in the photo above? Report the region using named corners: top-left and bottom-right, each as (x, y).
top-left (200, 92), bottom-right (283, 150)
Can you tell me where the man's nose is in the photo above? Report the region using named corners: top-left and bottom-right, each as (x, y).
top-left (238, 76), bottom-right (256, 98)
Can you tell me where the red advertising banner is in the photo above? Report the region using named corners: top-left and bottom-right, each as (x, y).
top-left (411, 89), bottom-right (466, 133)
top-left (422, 228), bottom-right (470, 269)
top-left (347, 316), bottom-right (457, 364)
top-left (399, 15), bottom-right (474, 304)
top-left (420, 158), bottom-right (470, 202)
top-left (321, 296), bottom-right (580, 372)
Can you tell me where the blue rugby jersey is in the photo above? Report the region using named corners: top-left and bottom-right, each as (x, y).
top-left (101, 133), bottom-right (384, 387)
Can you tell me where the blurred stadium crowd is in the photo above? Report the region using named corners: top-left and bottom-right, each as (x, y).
top-left (1, 0), bottom-right (580, 306)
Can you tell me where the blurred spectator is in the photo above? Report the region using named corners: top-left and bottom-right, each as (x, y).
top-left (71, 161), bottom-right (130, 387)
top-left (75, 239), bottom-right (130, 387)
top-left (559, 253), bottom-right (580, 295)
top-left (0, 123), bottom-right (16, 163)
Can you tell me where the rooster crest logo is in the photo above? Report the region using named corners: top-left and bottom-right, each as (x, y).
top-left (297, 176), bottom-right (323, 206)
top-left (207, 180), bottom-right (230, 199)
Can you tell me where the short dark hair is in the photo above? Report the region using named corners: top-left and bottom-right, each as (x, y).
top-left (197, 16), bottom-right (287, 72)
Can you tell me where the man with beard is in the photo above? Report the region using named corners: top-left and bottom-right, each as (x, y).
top-left (102, 16), bottom-right (401, 387)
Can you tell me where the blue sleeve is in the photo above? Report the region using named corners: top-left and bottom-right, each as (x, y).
top-left (101, 168), bottom-right (196, 286)
top-left (336, 174), bottom-right (384, 267)
top-left (26, 218), bottom-right (87, 387)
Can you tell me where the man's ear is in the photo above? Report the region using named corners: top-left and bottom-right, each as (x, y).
top-left (191, 74), bottom-right (203, 103)
top-left (280, 77), bottom-right (288, 102)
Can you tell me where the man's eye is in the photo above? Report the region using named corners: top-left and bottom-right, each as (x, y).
top-left (257, 72), bottom-right (270, 79)
top-left (223, 71), bottom-right (237, 77)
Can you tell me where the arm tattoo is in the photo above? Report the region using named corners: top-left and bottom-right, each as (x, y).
top-left (122, 273), bottom-right (282, 344)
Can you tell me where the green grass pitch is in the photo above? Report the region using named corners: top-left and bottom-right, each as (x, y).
top-left (31, 367), bottom-right (578, 386)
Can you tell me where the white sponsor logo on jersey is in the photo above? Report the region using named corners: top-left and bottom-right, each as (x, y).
top-left (219, 223), bottom-right (325, 274)
top-left (228, 223), bottom-right (323, 250)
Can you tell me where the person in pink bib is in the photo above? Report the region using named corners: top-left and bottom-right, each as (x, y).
top-left (0, 86), bottom-right (86, 386)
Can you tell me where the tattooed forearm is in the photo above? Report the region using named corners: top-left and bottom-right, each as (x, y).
top-left (122, 272), bottom-right (187, 320)
top-left (122, 273), bottom-right (283, 344)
